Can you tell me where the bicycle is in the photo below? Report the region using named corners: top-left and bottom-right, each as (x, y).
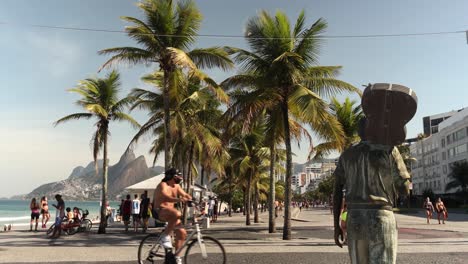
top-left (137, 201), bottom-right (226, 264)
top-left (46, 208), bottom-right (92, 238)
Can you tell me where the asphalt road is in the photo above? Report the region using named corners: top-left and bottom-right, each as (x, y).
top-left (15, 252), bottom-right (468, 264)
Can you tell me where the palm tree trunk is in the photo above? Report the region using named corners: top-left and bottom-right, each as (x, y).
top-left (182, 142), bottom-right (195, 225)
top-left (98, 127), bottom-right (109, 234)
top-left (201, 166), bottom-right (205, 186)
top-left (242, 188), bottom-right (247, 216)
top-left (254, 184), bottom-right (259, 223)
top-left (163, 70), bottom-right (173, 170)
top-left (268, 143), bottom-right (276, 233)
top-left (246, 171), bottom-right (252, 225)
top-left (228, 171), bottom-right (233, 217)
top-left (282, 100), bottom-right (292, 240)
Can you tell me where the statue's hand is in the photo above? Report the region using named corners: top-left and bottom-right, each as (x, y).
top-left (334, 228), bottom-right (343, 248)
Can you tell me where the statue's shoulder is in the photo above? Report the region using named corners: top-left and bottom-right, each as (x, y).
top-left (340, 142), bottom-right (369, 159)
top-left (346, 141), bottom-right (369, 152)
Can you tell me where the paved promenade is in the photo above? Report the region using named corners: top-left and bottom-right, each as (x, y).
top-left (1, 208), bottom-right (468, 263)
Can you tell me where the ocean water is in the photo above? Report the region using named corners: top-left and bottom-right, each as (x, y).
top-left (0, 200), bottom-right (120, 226)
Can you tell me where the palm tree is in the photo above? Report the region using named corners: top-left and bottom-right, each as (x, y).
top-left (99, 0), bottom-right (232, 169)
top-left (446, 161), bottom-right (468, 204)
top-left (309, 97), bottom-right (363, 159)
top-left (229, 123), bottom-right (270, 225)
top-left (127, 70), bottom-right (226, 173)
top-left (54, 70), bottom-right (139, 233)
top-left (223, 10), bottom-right (359, 239)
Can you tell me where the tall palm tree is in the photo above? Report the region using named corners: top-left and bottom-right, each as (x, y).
top-left (223, 10), bottom-right (359, 239)
top-left (99, 0), bottom-right (232, 169)
top-left (54, 70), bottom-right (139, 234)
top-left (446, 161), bottom-right (468, 204)
top-left (309, 97), bottom-right (363, 159)
top-left (229, 124), bottom-right (270, 225)
top-left (224, 88), bottom-right (311, 233)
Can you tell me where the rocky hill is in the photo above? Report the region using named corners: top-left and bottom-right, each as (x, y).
top-left (22, 151), bottom-right (164, 200)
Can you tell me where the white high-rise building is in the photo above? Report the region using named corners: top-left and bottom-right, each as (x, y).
top-left (410, 108), bottom-right (468, 195)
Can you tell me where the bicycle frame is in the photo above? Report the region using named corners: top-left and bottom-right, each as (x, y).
top-left (172, 215), bottom-right (208, 259)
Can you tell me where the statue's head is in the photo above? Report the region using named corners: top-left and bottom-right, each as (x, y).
top-left (361, 83), bottom-right (417, 146)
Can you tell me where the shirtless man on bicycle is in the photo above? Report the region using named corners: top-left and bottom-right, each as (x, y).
top-left (153, 168), bottom-right (192, 258)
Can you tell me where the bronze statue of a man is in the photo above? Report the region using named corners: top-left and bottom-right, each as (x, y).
top-left (333, 83), bottom-right (417, 264)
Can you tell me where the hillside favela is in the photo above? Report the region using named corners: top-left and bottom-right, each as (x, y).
top-left (1, 1), bottom-right (468, 264)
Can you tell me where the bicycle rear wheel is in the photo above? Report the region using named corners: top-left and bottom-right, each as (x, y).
top-left (138, 233), bottom-right (167, 264)
top-left (81, 219), bottom-right (92, 232)
top-left (184, 236), bottom-right (226, 264)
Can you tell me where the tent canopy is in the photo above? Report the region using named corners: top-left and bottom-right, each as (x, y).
top-left (124, 174), bottom-right (216, 200)
top-left (125, 174), bottom-right (165, 192)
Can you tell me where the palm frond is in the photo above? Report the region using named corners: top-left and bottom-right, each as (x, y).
top-left (166, 47), bottom-right (196, 70)
top-left (188, 47), bottom-right (234, 71)
top-left (112, 112), bottom-right (141, 129)
top-left (53, 113), bottom-right (93, 126)
top-left (98, 47), bottom-right (154, 72)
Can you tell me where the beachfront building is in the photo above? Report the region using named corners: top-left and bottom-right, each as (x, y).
top-left (410, 108), bottom-right (468, 195)
top-left (423, 109), bottom-right (462, 136)
top-left (293, 162), bottom-right (337, 194)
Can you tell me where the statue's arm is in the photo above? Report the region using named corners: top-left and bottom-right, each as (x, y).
top-left (392, 147), bottom-right (410, 196)
top-left (333, 157), bottom-right (345, 247)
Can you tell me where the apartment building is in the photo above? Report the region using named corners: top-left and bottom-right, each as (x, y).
top-left (293, 162), bottom-right (337, 194)
top-left (410, 108), bottom-right (468, 195)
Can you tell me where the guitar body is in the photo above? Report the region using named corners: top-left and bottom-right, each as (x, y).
top-left (361, 83), bottom-right (418, 146)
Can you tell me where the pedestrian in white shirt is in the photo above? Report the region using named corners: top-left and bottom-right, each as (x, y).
top-left (132, 194), bottom-right (141, 232)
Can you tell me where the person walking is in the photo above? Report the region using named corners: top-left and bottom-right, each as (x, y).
top-left (132, 194), bottom-right (141, 232)
top-left (122, 194), bottom-right (132, 232)
top-left (213, 198), bottom-right (219, 222)
top-left (435, 197), bottom-right (448, 224)
top-left (40, 196), bottom-right (50, 228)
top-left (140, 191), bottom-right (150, 233)
top-left (423, 197), bottom-right (435, 224)
top-left (51, 194), bottom-right (65, 238)
top-left (208, 196), bottom-right (215, 223)
top-left (29, 198), bottom-right (40, 232)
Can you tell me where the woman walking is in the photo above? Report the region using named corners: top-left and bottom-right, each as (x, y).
top-left (435, 197), bottom-right (448, 224)
top-left (30, 198), bottom-right (40, 232)
top-left (423, 197), bottom-right (435, 224)
top-left (40, 196), bottom-right (50, 228)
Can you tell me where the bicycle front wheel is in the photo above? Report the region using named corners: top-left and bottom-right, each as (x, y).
top-left (184, 236), bottom-right (226, 264)
top-left (66, 223), bottom-right (79, 235)
top-left (46, 224), bottom-right (56, 238)
top-left (138, 233), bottom-right (167, 264)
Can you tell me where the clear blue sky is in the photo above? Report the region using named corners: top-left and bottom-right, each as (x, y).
top-left (1, 0), bottom-right (468, 197)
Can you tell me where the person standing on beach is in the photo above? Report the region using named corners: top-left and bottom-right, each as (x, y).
top-left (29, 198), bottom-right (40, 232)
top-left (132, 194), bottom-right (141, 232)
top-left (51, 194), bottom-right (65, 238)
top-left (40, 196), bottom-right (50, 228)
